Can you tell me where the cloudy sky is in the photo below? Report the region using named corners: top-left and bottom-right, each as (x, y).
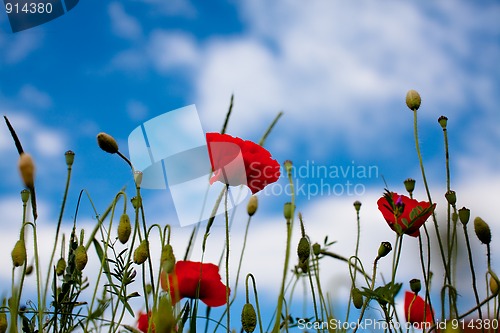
top-left (1, 0), bottom-right (499, 329)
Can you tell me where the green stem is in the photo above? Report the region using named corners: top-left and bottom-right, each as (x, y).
top-left (462, 224), bottom-right (483, 321)
top-left (224, 185), bottom-right (231, 333)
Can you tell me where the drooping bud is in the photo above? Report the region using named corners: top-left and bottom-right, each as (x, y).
top-left (247, 196), bottom-right (258, 216)
top-left (56, 257), bottom-right (66, 276)
top-left (74, 245), bottom-right (88, 271)
top-left (97, 132), bottom-right (119, 154)
top-left (65, 150), bottom-right (75, 167)
top-left (406, 90), bottom-right (421, 111)
top-left (312, 243), bottom-right (321, 257)
top-left (18, 153), bottom-right (35, 188)
top-left (353, 201), bottom-right (362, 212)
top-left (160, 244), bottom-right (176, 274)
top-left (11, 239), bottom-right (27, 267)
top-left (297, 237), bottom-right (310, 263)
top-left (377, 242), bottom-right (392, 259)
top-left (351, 287), bottom-right (363, 309)
top-left (117, 213), bottom-right (132, 244)
top-left (404, 178), bottom-right (416, 195)
top-left (474, 217), bottom-right (492, 245)
top-left (409, 279), bottom-right (421, 294)
top-left (283, 202), bottom-right (293, 220)
top-left (134, 240), bottom-right (149, 265)
top-left (241, 303), bottom-right (257, 333)
top-left (438, 116), bottom-right (448, 129)
top-left (458, 207), bottom-right (470, 226)
top-left (445, 190), bottom-right (457, 206)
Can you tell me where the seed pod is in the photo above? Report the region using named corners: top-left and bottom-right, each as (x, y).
top-left (297, 237), bottom-right (310, 263)
top-left (134, 240), bottom-right (149, 265)
top-left (378, 241), bottom-right (392, 259)
top-left (11, 239), bottom-right (27, 267)
top-left (438, 116), bottom-right (448, 129)
top-left (160, 244), bottom-right (176, 274)
top-left (97, 132), bottom-right (119, 154)
top-left (65, 150), bottom-right (75, 167)
top-left (283, 202), bottom-right (293, 220)
top-left (312, 243), bottom-right (321, 257)
top-left (474, 217), bottom-right (491, 245)
top-left (18, 153), bottom-right (35, 188)
top-left (445, 190), bottom-right (457, 206)
top-left (247, 196), bottom-right (258, 216)
top-left (351, 287), bottom-right (363, 309)
top-left (404, 178), bottom-right (416, 194)
top-left (406, 90), bottom-right (421, 111)
top-left (410, 279), bottom-right (421, 294)
top-left (458, 207), bottom-right (470, 225)
top-left (56, 257), bottom-right (67, 276)
top-left (117, 213), bottom-right (132, 244)
top-left (74, 245), bottom-right (88, 271)
top-left (241, 303), bottom-right (257, 333)
top-left (353, 201), bottom-right (362, 212)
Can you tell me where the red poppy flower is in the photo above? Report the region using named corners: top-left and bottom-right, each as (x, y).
top-left (377, 191), bottom-right (436, 237)
top-left (206, 133), bottom-right (280, 194)
top-left (404, 291), bottom-right (433, 329)
top-left (160, 260), bottom-right (229, 307)
top-left (137, 311), bottom-right (153, 333)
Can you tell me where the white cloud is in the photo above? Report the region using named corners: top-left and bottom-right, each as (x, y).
top-left (147, 30), bottom-right (200, 72)
top-left (108, 2), bottom-right (142, 40)
top-left (126, 100), bottom-right (149, 121)
top-left (138, 0), bottom-right (196, 18)
top-left (2, 30), bottom-right (43, 64)
top-left (18, 85), bottom-right (53, 109)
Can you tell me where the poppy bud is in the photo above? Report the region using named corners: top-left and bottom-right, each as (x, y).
top-left (438, 116), bottom-right (448, 129)
top-left (75, 245), bottom-right (88, 271)
top-left (458, 207), bottom-right (470, 226)
top-left (351, 287), bottom-right (363, 309)
top-left (377, 242), bottom-right (392, 259)
top-left (406, 90), bottom-right (421, 111)
top-left (97, 132), bottom-right (119, 154)
top-left (353, 201), bottom-right (362, 212)
top-left (490, 275), bottom-right (499, 295)
top-left (11, 239), bottom-right (27, 267)
top-left (297, 237), bottom-right (310, 263)
top-left (283, 202), bottom-right (293, 220)
top-left (445, 190), bottom-right (457, 206)
top-left (56, 257), bottom-right (66, 276)
top-left (117, 213), bottom-right (132, 244)
top-left (20, 189), bottom-right (30, 204)
top-left (409, 279), bottom-right (421, 294)
top-left (474, 217), bottom-right (491, 245)
top-left (65, 150), bottom-right (75, 167)
top-left (131, 196), bottom-right (142, 209)
top-left (160, 244), bottom-right (176, 274)
top-left (145, 284), bottom-right (153, 295)
top-left (241, 303), bottom-right (257, 333)
top-left (18, 153), bottom-right (35, 188)
top-left (0, 311), bottom-right (7, 333)
top-left (25, 265), bottom-right (33, 275)
top-left (312, 243), bottom-right (321, 256)
top-left (134, 240), bottom-right (149, 264)
top-left (404, 178), bottom-right (416, 195)
top-left (247, 196), bottom-right (258, 216)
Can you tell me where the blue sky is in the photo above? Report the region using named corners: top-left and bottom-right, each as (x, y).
top-left (1, 0), bottom-right (500, 330)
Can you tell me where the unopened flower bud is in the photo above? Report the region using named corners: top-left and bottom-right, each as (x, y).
top-left (445, 190), bottom-right (457, 206)
top-left (410, 279), bottom-right (421, 294)
top-left (74, 245), bottom-right (88, 271)
top-left (297, 237), bottom-right (310, 263)
top-left (161, 244), bottom-right (176, 274)
top-left (25, 264), bottom-right (33, 275)
top-left (438, 116), bottom-right (448, 129)
top-left (353, 201), bottom-right (362, 212)
top-left (65, 150), bottom-right (75, 167)
top-left (20, 189), bottom-right (30, 203)
top-left (378, 242), bottom-right (392, 259)
top-left (351, 287), bottom-right (363, 309)
top-left (283, 202), bottom-right (294, 220)
top-left (0, 311), bottom-right (7, 333)
top-left (451, 212), bottom-right (458, 223)
top-left (134, 240), bottom-right (149, 264)
top-left (406, 90), bottom-right (421, 111)
top-left (404, 178), bottom-right (416, 195)
top-left (56, 257), bottom-right (66, 276)
top-left (458, 207), bottom-right (470, 225)
top-left (474, 217), bottom-right (491, 245)
top-left (131, 196), bottom-right (142, 209)
top-left (312, 243), bottom-right (321, 256)
top-left (241, 303), bottom-right (257, 333)
top-left (18, 153), bottom-right (35, 188)
top-left (117, 213), bottom-right (132, 244)
top-left (145, 284), bottom-right (153, 295)
top-left (11, 239), bottom-right (27, 267)
top-left (247, 196), bottom-right (258, 216)
top-left (97, 132), bottom-right (119, 154)
top-left (490, 275), bottom-right (499, 295)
